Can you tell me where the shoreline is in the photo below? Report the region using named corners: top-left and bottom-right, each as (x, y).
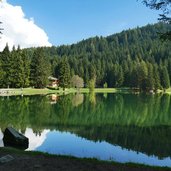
top-left (0, 147), bottom-right (170, 171)
top-left (0, 88), bottom-right (118, 96)
top-left (0, 87), bottom-right (170, 96)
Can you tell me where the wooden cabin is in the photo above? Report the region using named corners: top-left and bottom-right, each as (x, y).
top-left (48, 76), bottom-right (59, 87)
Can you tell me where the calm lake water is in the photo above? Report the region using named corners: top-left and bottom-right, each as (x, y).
top-left (0, 93), bottom-right (171, 167)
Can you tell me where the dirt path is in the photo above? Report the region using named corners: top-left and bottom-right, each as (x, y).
top-left (0, 150), bottom-right (170, 171)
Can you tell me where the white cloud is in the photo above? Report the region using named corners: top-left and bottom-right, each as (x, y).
top-left (0, 0), bottom-right (52, 51)
top-left (24, 128), bottom-right (49, 151)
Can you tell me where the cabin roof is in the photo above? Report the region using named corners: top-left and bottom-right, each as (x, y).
top-left (48, 76), bottom-right (58, 81)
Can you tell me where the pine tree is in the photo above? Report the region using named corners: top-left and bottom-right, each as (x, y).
top-left (21, 50), bottom-right (30, 87)
top-left (137, 61), bottom-right (148, 90)
top-left (59, 57), bottom-right (71, 90)
top-left (30, 48), bottom-right (51, 88)
top-left (84, 68), bottom-right (89, 87)
top-left (116, 66), bottom-right (124, 87)
top-left (130, 63), bottom-right (139, 88)
top-left (153, 64), bottom-right (161, 90)
top-left (11, 47), bottom-right (26, 88)
top-left (168, 59), bottom-right (171, 84)
top-left (146, 63), bottom-right (154, 91)
top-left (1, 44), bottom-right (11, 88)
top-left (160, 66), bottom-right (170, 89)
top-left (89, 64), bottom-right (96, 80)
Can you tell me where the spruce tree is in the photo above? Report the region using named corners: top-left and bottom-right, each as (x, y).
top-left (21, 50), bottom-right (30, 87)
top-left (84, 68), bottom-right (89, 87)
top-left (59, 57), bottom-right (71, 90)
top-left (160, 66), bottom-right (170, 89)
top-left (11, 47), bottom-right (25, 88)
top-left (1, 44), bottom-right (11, 88)
top-left (116, 66), bottom-right (124, 87)
top-left (153, 64), bottom-right (161, 90)
top-left (168, 59), bottom-right (171, 84)
top-left (137, 61), bottom-right (148, 90)
top-left (146, 63), bottom-right (154, 91)
top-left (30, 48), bottom-right (51, 88)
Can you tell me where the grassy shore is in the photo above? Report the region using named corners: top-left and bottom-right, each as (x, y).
top-left (0, 87), bottom-right (171, 96)
top-left (165, 88), bottom-right (171, 94)
top-left (0, 147), bottom-right (170, 171)
top-left (0, 87), bottom-right (117, 96)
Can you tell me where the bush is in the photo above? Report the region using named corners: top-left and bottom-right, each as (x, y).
top-left (103, 82), bottom-right (108, 88)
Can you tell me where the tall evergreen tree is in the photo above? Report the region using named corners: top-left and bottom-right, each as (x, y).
top-left (30, 48), bottom-right (51, 88)
top-left (137, 61), bottom-right (148, 90)
top-left (153, 64), bottom-right (161, 90)
top-left (89, 64), bottom-right (96, 80)
top-left (168, 58), bottom-right (171, 84)
top-left (1, 44), bottom-right (11, 88)
top-left (146, 63), bottom-right (155, 90)
top-left (59, 57), bottom-right (71, 90)
top-left (21, 50), bottom-right (30, 87)
top-left (160, 66), bottom-right (170, 89)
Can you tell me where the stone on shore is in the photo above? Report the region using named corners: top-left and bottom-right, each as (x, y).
top-left (3, 127), bottom-right (29, 150)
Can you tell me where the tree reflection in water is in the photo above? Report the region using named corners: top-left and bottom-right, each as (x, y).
top-left (0, 93), bottom-right (171, 159)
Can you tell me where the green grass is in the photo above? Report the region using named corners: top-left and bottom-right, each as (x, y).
top-left (79, 88), bottom-right (117, 93)
top-left (0, 88), bottom-right (118, 96)
top-left (166, 88), bottom-right (171, 94)
top-left (0, 87), bottom-right (171, 96)
top-left (157, 88), bottom-right (171, 95)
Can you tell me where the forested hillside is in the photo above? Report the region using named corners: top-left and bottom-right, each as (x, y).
top-left (0, 22), bottom-right (171, 90)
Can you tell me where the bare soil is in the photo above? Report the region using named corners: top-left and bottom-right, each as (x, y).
top-left (0, 150), bottom-right (170, 171)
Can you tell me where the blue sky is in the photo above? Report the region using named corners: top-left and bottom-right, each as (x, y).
top-left (7, 0), bottom-right (160, 46)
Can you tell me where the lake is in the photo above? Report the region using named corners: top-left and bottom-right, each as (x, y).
top-left (0, 93), bottom-right (171, 167)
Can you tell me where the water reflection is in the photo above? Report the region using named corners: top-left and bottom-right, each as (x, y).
top-left (36, 131), bottom-right (171, 167)
top-left (0, 93), bottom-right (171, 166)
top-left (25, 128), bottom-right (49, 151)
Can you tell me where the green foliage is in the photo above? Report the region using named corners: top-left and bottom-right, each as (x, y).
top-left (44, 23), bottom-right (170, 91)
top-left (0, 23), bottom-right (171, 90)
top-left (0, 94), bottom-right (171, 158)
top-left (103, 82), bottom-right (108, 88)
top-left (146, 63), bottom-right (155, 90)
top-left (153, 64), bottom-right (161, 90)
top-left (71, 75), bottom-right (84, 89)
top-left (59, 57), bottom-right (71, 90)
top-left (160, 66), bottom-right (170, 89)
top-left (0, 44), bottom-right (11, 87)
top-left (88, 79), bottom-right (95, 92)
top-left (30, 48), bottom-right (51, 88)
top-left (138, 61), bottom-right (148, 90)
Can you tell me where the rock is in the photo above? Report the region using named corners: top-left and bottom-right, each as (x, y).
top-left (0, 155), bottom-right (14, 164)
top-left (3, 127), bottom-right (29, 150)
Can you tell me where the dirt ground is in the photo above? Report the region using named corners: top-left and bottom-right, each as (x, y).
top-left (0, 150), bottom-right (170, 171)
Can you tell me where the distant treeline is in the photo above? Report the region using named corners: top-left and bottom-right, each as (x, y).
top-left (0, 22), bottom-right (171, 90)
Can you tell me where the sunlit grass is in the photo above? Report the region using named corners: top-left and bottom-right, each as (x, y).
top-left (0, 87), bottom-right (117, 96)
top-left (0, 87), bottom-right (170, 96)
